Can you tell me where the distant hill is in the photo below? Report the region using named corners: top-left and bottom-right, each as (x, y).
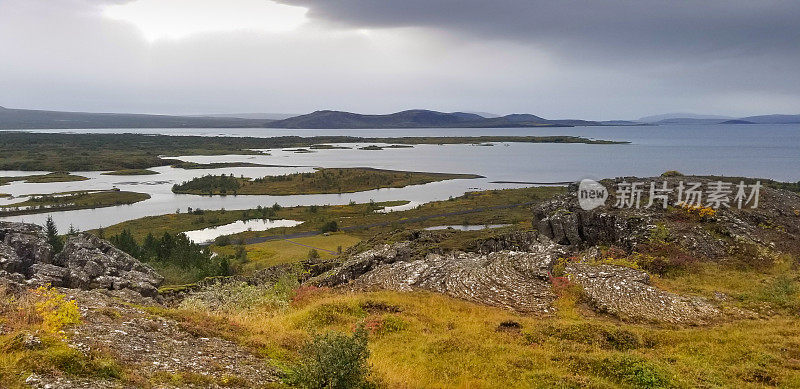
top-left (720, 119), bottom-right (756, 125)
top-left (652, 118), bottom-right (727, 125)
top-left (638, 113), bottom-right (800, 125)
top-left (0, 107), bottom-right (266, 129)
top-left (739, 114), bottom-right (800, 124)
top-left (266, 109), bottom-right (602, 128)
top-left (639, 113), bottom-right (734, 122)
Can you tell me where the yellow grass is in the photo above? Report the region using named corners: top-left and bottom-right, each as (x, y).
top-left (169, 288), bottom-right (800, 388)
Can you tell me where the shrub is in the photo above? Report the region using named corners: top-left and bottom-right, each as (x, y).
top-left (287, 326), bottom-right (373, 389)
top-left (215, 235), bottom-right (232, 246)
top-left (320, 220), bottom-right (339, 233)
top-left (661, 170), bottom-right (684, 177)
top-left (588, 354), bottom-right (671, 388)
top-left (33, 286), bottom-right (81, 336)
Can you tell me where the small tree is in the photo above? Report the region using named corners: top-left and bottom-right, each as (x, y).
top-left (308, 249), bottom-right (320, 260)
top-left (44, 216), bottom-right (63, 253)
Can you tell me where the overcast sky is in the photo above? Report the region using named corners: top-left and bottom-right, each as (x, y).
top-left (0, 0), bottom-right (798, 120)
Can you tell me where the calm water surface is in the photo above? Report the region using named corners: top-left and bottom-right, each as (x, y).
top-left (2, 124), bottom-right (798, 230)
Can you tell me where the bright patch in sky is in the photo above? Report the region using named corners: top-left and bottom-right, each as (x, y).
top-left (102, 0), bottom-right (308, 41)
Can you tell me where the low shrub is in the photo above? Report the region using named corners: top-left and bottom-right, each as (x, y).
top-left (587, 354), bottom-right (672, 388)
top-left (287, 326), bottom-right (374, 389)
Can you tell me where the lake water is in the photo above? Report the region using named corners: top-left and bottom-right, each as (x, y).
top-left (2, 124), bottom-right (799, 230)
top-left (183, 219), bottom-right (303, 244)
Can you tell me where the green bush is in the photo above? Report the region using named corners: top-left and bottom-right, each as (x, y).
top-left (288, 326), bottom-right (373, 389)
top-left (589, 354), bottom-right (671, 388)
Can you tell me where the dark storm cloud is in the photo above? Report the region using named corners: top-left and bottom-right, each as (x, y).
top-left (280, 0), bottom-right (800, 58)
top-left (0, 0), bottom-right (798, 118)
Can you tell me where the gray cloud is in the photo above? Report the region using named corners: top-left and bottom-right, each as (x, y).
top-left (0, 0), bottom-right (798, 119)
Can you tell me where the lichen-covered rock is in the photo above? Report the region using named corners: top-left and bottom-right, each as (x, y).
top-left (533, 198), bottom-right (652, 250)
top-left (0, 241), bottom-right (22, 273)
top-left (313, 242), bottom-right (413, 287)
top-left (566, 263), bottom-right (720, 324)
top-left (350, 250), bottom-right (559, 312)
top-left (314, 237), bottom-right (566, 313)
top-left (28, 263), bottom-right (70, 287)
top-left (0, 222), bottom-right (53, 273)
top-left (0, 222), bottom-right (163, 298)
top-left (54, 233), bottom-right (164, 296)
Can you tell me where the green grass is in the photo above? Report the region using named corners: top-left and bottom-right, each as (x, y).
top-left (0, 190), bottom-right (150, 216)
top-left (0, 132), bottom-right (625, 171)
top-left (0, 172), bottom-right (88, 185)
top-left (100, 169), bottom-right (159, 175)
top-left (172, 168), bottom-right (483, 196)
top-left (212, 233), bottom-right (362, 273)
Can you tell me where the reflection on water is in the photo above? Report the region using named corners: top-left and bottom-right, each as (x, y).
top-left (183, 219), bottom-right (303, 244)
top-left (424, 224), bottom-right (511, 231)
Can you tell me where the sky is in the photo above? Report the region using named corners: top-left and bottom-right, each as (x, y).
top-left (0, 0), bottom-right (798, 120)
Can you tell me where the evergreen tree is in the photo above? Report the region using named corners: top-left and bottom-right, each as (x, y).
top-left (44, 216), bottom-right (63, 252)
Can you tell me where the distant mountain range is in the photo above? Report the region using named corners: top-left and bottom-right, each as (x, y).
top-left (637, 112), bottom-right (800, 125)
top-left (265, 110), bottom-right (604, 128)
top-left (0, 106), bottom-right (265, 129)
top-left (0, 105), bottom-right (798, 129)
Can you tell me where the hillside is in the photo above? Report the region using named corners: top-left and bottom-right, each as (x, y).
top-left (0, 106), bottom-right (267, 129)
top-left (266, 109), bottom-right (603, 128)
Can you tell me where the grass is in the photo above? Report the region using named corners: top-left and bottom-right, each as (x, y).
top-left (0, 172), bottom-right (88, 185)
top-left (165, 286), bottom-right (800, 388)
top-left (0, 132), bottom-right (625, 171)
top-left (212, 233), bottom-right (362, 273)
top-left (100, 169), bottom-right (159, 175)
top-left (0, 286), bottom-right (124, 388)
top-left (0, 189), bottom-right (150, 216)
top-left (172, 168), bottom-right (483, 196)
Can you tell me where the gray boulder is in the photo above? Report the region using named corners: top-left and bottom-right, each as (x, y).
top-left (0, 222), bottom-right (163, 298)
top-left (0, 222), bottom-right (53, 273)
top-left (566, 263), bottom-right (720, 324)
top-left (28, 264), bottom-right (70, 287)
top-left (55, 233), bottom-right (164, 296)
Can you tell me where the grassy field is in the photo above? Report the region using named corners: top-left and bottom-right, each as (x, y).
top-left (0, 132), bottom-right (624, 171)
top-left (172, 168), bottom-right (483, 196)
top-left (212, 233), bottom-right (362, 273)
top-left (100, 169), bottom-right (159, 175)
top-left (165, 277), bottom-right (800, 388)
top-left (0, 190), bottom-right (150, 216)
top-left (0, 172), bottom-right (88, 185)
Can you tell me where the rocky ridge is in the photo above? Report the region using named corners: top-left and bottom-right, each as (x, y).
top-left (311, 176), bottom-right (800, 324)
top-left (0, 222), bottom-right (163, 297)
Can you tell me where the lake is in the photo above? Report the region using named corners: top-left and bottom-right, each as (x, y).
top-left (2, 124), bottom-right (799, 230)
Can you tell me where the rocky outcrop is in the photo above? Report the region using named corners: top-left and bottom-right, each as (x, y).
top-left (0, 222), bottom-right (163, 297)
top-left (533, 198), bottom-right (652, 250)
top-left (566, 263), bottom-right (720, 324)
top-left (0, 222), bottom-right (53, 274)
top-left (313, 236), bottom-right (567, 313)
